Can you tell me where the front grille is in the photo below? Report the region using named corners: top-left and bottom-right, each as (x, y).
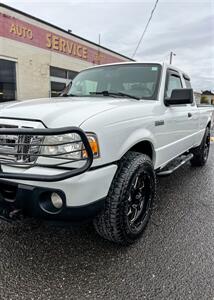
top-left (0, 125), bottom-right (93, 182)
top-left (0, 124), bottom-right (43, 165)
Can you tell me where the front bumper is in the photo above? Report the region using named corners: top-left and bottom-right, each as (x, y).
top-left (0, 180), bottom-right (105, 222)
top-left (0, 164), bottom-right (117, 222)
top-left (0, 124), bottom-right (118, 221)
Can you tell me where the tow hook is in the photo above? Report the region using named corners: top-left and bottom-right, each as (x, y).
top-left (0, 195), bottom-right (23, 222)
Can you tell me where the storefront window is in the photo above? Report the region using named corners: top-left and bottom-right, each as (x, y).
top-left (50, 66), bottom-right (67, 79)
top-left (0, 59), bottom-right (16, 102)
top-left (50, 66), bottom-right (78, 97)
top-left (51, 82), bottom-right (66, 97)
top-left (68, 70), bottom-right (78, 80)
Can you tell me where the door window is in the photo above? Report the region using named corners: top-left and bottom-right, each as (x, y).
top-left (183, 76), bottom-right (191, 88)
top-left (166, 73), bottom-right (182, 98)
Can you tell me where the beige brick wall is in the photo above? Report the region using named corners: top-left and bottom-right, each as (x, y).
top-left (0, 37), bottom-right (93, 100)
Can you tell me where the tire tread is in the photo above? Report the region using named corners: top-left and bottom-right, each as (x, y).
top-left (93, 151), bottom-right (156, 244)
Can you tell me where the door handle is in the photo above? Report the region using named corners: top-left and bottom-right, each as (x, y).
top-left (188, 113), bottom-right (192, 118)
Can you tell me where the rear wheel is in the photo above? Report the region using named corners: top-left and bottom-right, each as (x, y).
top-left (190, 126), bottom-right (210, 167)
top-left (93, 152), bottom-right (156, 245)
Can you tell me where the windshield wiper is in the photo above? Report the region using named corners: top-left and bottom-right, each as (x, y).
top-left (90, 91), bottom-right (140, 100)
top-left (60, 93), bottom-right (78, 97)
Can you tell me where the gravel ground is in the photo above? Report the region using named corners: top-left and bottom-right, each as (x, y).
top-left (0, 145), bottom-right (213, 300)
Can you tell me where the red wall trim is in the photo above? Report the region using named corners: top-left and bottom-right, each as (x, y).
top-left (0, 12), bottom-right (125, 64)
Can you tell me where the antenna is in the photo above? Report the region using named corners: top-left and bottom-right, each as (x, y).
top-left (169, 51), bottom-right (176, 64)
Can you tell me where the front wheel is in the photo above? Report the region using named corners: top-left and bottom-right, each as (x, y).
top-left (190, 126), bottom-right (211, 167)
top-left (93, 152), bottom-right (156, 245)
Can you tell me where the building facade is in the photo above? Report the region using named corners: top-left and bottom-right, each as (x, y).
top-left (0, 4), bottom-right (132, 102)
top-left (201, 91), bottom-right (214, 105)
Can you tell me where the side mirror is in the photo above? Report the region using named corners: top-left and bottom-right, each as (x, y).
top-left (165, 88), bottom-right (194, 106)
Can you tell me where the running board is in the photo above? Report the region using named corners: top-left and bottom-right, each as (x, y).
top-left (157, 153), bottom-right (193, 177)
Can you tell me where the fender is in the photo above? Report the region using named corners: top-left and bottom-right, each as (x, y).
top-left (118, 127), bottom-right (156, 164)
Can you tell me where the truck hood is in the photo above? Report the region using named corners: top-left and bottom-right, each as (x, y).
top-left (0, 97), bottom-right (136, 127)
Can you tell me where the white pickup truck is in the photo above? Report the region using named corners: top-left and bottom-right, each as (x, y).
top-left (0, 62), bottom-right (213, 245)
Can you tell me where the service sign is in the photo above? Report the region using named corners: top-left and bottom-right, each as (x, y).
top-left (0, 13), bottom-right (124, 64)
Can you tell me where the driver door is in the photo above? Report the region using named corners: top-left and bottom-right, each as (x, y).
top-left (156, 69), bottom-right (194, 165)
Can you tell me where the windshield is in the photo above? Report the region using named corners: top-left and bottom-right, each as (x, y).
top-left (67, 63), bottom-right (161, 100)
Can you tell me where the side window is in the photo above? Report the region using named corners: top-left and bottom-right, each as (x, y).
top-left (166, 73), bottom-right (182, 98)
top-left (183, 76), bottom-right (191, 88)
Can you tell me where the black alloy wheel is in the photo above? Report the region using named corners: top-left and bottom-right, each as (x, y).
top-left (126, 170), bottom-right (153, 234)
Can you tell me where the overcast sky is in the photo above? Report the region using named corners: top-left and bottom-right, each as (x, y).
top-left (2, 0), bottom-right (214, 91)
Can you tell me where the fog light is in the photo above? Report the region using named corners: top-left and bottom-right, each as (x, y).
top-left (51, 192), bottom-right (63, 209)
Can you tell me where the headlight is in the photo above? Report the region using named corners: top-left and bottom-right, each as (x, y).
top-left (42, 132), bottom-right (100, 159)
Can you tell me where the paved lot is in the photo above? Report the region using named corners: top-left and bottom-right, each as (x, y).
top-left (0, 146), bottom-right (214, 300)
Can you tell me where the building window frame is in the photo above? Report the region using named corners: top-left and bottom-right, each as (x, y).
top-left (0, 57), bottom-right (18, 102)
top-left (50, 66), bottom-right (78, 97)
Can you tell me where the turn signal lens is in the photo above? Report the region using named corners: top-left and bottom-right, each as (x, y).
top-left (83, 134), bottom-right (100, 158)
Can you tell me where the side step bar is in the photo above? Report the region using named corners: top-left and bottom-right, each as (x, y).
top-left (157, 153), bottom-right (193, 177)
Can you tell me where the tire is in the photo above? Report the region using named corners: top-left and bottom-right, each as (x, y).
top-left (93, 152), bottom-right (156, 245)
top-left (190, 126), bottom-right (211, 167)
